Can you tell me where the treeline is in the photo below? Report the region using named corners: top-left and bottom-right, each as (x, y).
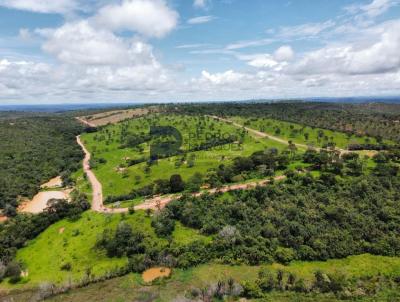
top-left (166, 102), bottom-right (400, 142)
top-left (167, 173), bottom-right (400, 264)
top-left (0, 116), bottom-right (85, 213)
top-left (105, 148), bottom-right (292, 203)
top-left (98, 171), bottom-right (400, 272)
top-left (186, 270), bottom-right (400, 301)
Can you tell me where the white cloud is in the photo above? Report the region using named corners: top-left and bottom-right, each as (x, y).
top-left (193, 0), bottom-right (209, 9)
top-left (94, 0), bottom-right (178, 38)
top-left (346, 0), bottom-right (399, 18)
top-left (18, 28), bottom-right (31, 40)
top-left (245, 54), bottom-right (279, 69)
top-left (271, 20), bottom-right (336, 39)
top-left (291, 20), bottom-right (400, 75)
top-left (0, 0), bottom-right (78, 14)
top-left (30, 20), bottom-right (171, 93)
top-left (39, 21), bottom-right (141, 66)
top-left (187, 15), bottom-right (215, 25)
top-left (274, 45), bottom-right (294, 61)
top-left (199, 70), bottom-right (248, 85)
top-left (226, 38), bottom-right (274, 50)
top-left (237, 46), bottom-right (294, 71)
top-left (176, 43), bottom-right (211, 49)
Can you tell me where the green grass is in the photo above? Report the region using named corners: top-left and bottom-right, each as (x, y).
top-left (11, 210), bottom-right (209, 288)
top-left (231, 116), bottom-right (390, 149)
top-left (34, 254), bottom-right (400, 302)
top-left (80, 114), bottom-right (288, 198)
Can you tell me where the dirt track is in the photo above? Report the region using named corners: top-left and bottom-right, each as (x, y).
top-left (76, 136), bottom-right (105, 212)
top-left (207, 115), bottom-right (365, 155)
top-left (208, 115), bottom-right (316, 150)
top-left (76, 134), bottom-right (286, 213)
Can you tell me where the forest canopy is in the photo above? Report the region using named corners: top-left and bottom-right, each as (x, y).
top-left (0, 115), bottom-right (84, 212)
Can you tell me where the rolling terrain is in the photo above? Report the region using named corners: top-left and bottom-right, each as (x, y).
top-left (1, 103), bottom-right (400, 302)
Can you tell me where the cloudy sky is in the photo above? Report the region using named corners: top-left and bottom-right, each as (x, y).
top-left (0, 0), bottom-right (400, 103)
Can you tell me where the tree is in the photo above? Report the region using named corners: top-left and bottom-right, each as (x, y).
top-left (187, 172), bottom-right (203, 192)
top-left (170, 174), bottom-right (185, 193)
top-left (152, 210), bottom-right (175, 237)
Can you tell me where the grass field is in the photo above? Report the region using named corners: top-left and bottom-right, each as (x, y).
top-left (230, 116), bottom-right (386, 149)
top-left (34, 254), bottom-right (400, 302)
top-left (12, 211), bottom-right (210, 287)
top-left (80, 114), bottom-right (288, 198)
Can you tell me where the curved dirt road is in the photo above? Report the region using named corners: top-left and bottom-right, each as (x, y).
top-left (207, 115), bottom-right (359, 155)
top-left (77, 134), bottom-right (286, 213)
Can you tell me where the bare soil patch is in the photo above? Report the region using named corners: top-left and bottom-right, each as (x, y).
top-left (78, 107), bottom-right (158, 127)
top-left (142, 267), bottom-right (171, 283)
top-left (18, 190), bottom-right (71, 214)
top-left (40, 176), bottom-right (63, 189)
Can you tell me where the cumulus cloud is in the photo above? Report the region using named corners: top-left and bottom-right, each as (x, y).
top-left (199, 70), bottom-right (249, 85)
top-left (237, 46), bottom-right (294, 71)
top-left (291, 20), bottom-right (400, 75)
top-left (94, 0), bottom-right (178, 38)
top-left (39, 21), bottom-right (153, 66)
top-left (187, 15), bottom-right (215, 25)
top-left (0, 0), bottom-right (78, 14)
top-left (274, 46), bottom-right (294, 61)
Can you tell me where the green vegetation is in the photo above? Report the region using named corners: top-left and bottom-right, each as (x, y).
top-left (5, 254), bottom-right (398, 301)
top-left (1, 103), bottom-right (400, 302)
top-left (171, 102), bottom-right (400, 142)
top-left (0, 192), bottom-right (90, 283)
top-left (0, 115), bottom-right (84, 213)
top-left (12, 210), bottom-right (209, 286)
top-left (80, 114), bottom-right (286, 199)
top-left (232, 116), bottom-right (382, 149)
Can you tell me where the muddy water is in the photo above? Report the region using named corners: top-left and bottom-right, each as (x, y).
top-left (142, 267), bottom-right (171, 283)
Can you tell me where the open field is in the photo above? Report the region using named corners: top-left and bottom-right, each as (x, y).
top-left (79, 114), bottom-right (287, 198)
top-left (10, 211), bottom-right (210, 287)
top-left (4, 254), bottom-right (399, 301)
top-left (230, 116), bottom-right (387, 149)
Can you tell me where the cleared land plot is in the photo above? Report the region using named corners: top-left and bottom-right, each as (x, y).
top-left (79, 107), bottom-right (158, 127)
top-left (80, 114), bottom-right (288, 198)
top-left (18, 190), bottom-right (71, 214)
top-left (231, 116), bottom-right (387, 149)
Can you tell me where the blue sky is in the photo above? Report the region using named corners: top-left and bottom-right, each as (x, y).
top-left (0, 0), bottom-right (400, 103)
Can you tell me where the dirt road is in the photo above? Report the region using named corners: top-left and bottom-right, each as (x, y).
top-left (76, 134), bottom-right (286, 213)
top-left (76, 136), bottom-right (105, 212)
top-left (76, 117), bottom-right (96, 128)
top-left (208, 115), bottom-right (315, 150)
top-left (207, 115), bottom-right (361, 155)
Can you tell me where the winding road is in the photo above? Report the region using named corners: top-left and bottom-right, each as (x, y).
top-left (75, 114), bottom-right (378, 214)
top-left (76, 134), bottom-right (286, 213)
